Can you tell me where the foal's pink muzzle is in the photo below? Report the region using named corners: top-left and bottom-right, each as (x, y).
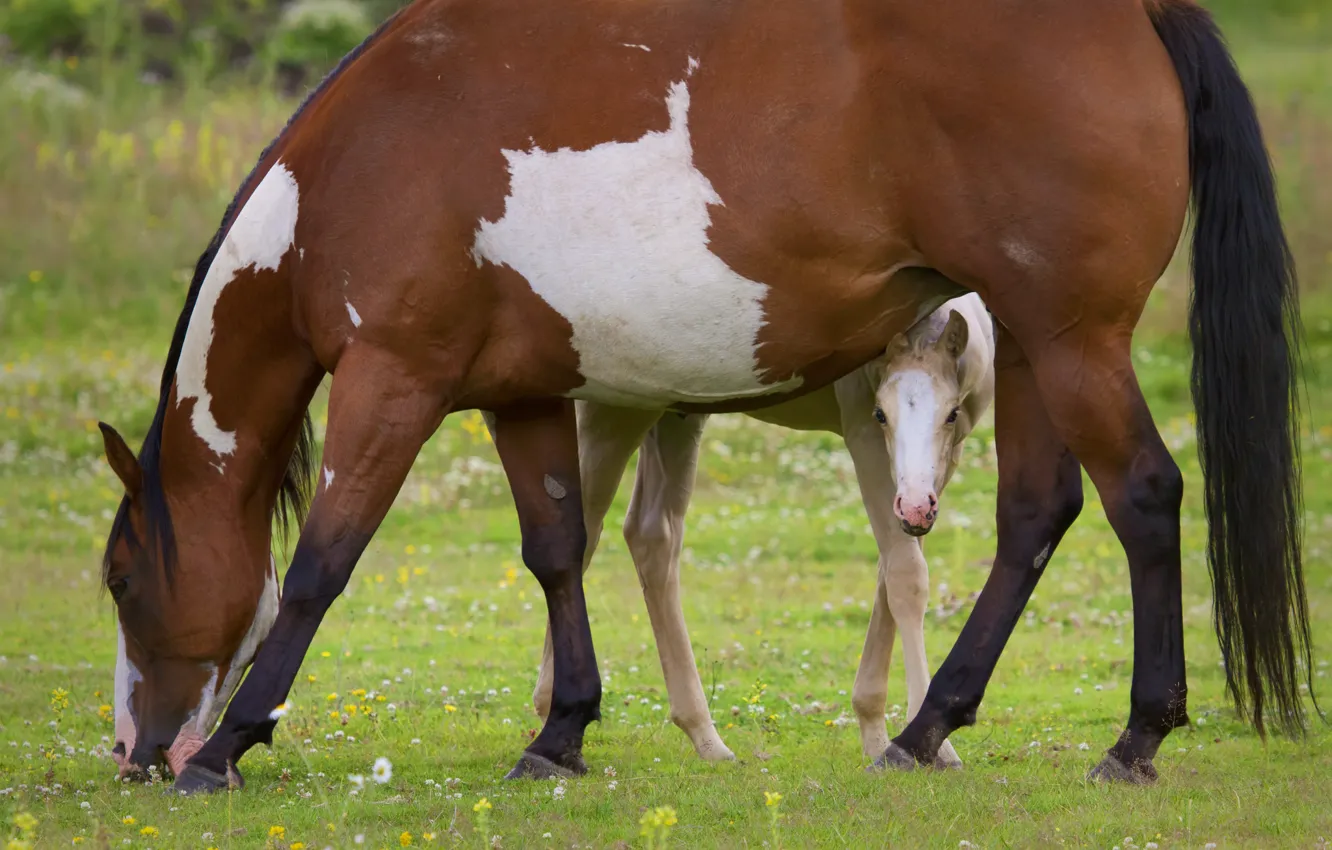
top-left (894, 491), bottom-right (938, 536)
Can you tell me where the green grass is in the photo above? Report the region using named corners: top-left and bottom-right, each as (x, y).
top-left (2, 8), bottom-right (1332, 849)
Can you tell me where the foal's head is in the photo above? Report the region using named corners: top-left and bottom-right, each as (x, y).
top-left (97, 417), bottom-right (299, 778)
top-left (871, 310), bottom-right (970, 537)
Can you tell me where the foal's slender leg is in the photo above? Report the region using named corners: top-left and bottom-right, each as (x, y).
top-left (175, 349), bottom-right (448, 793)
top-left (531, 403), bottom-right (660, 719)
top-left (876, 326), bottom-right (1084, 771)
top-left (491, 398), bottom-right (604, 779)
top-left (842, 420), bottom-right (961, 767)
top-left (621, 413), bottom-right (733, 760)
top-left (882, 536), bottom-right (963, 769)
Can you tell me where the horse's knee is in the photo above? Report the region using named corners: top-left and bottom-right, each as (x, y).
top-left (522, 521), bottom-right (587, 591)
top-left (852, 685), bottom-right (888, 720)
top-left (624, 515), bottom-right (678, 588)
top-left (281, 554), bottom-right (353, 609)
top-left (1126, 449), bottom-right (1183, 517)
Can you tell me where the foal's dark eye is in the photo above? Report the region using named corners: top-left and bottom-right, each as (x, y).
top-left (945, 408), bottom-right (960, 424)
top-left (108, 577), bottom-right (128, 601)
top-left (873, 407), bottom-right (887, 425)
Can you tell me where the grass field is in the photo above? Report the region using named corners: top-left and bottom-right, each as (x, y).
top-left (2, 4), bottom-right (1331, 848)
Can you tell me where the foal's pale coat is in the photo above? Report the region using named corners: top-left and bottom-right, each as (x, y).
top-left (530, 294), bottom-right (995, 763)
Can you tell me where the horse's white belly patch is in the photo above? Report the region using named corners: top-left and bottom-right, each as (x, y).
top-left (177, 162), bottom-right (300, 459)
top-left (472, 66), bottom-right (801, 408)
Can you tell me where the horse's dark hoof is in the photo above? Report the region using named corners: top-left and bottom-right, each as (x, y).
top-left (173, 763), bottom-right (243, 795)
top-left (503, 751), bottom-right (586, 780)
top-left (868, 742), bottom-right (919, 773)
top-left (1087, 754), bottom-right (1157, 785)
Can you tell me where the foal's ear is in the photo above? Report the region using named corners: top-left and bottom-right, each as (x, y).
top-left (886, 332), bottom-right (911, 358)
top-left (99, 422), bottom-right (142, 497)
top-left (936, 310), bottom-right (969, 359)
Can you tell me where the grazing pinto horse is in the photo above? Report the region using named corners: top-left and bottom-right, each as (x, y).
top-left (526, 294), bottom-right (994, 766)
top-left (98, 0), bottom-right (1312, 792)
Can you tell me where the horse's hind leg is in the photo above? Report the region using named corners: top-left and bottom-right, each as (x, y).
top-left (622, 412), bottom-right (734, 761)
top-left (875, 325), bottom-right (1085, 772)
top-left (491, 398), bottom-right (602, 778)
top-left (530, 402), bottom-right (660, 720)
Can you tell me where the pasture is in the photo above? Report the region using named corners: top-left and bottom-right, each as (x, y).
top-left (2, 1), bottom-right (1331, 846)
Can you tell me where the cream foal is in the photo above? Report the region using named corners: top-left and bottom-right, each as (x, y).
top-left (526, 293), bottom-right (995, 765)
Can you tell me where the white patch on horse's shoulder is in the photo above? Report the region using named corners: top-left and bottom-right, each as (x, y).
top-left (622, 42), bottom-right (651, 52)
top-left (687, 56), bottom-right (699, 75)
top-left (1033, 543), bottom-right (1051, 571)
top-left (323, 466), bottom-right (335, 488)
top-left (472, 67), bottom-right (801, 407)
top-left (345, 301), bottom-right (362, 327)
top-left (176, 161), bottom-right (299, 458)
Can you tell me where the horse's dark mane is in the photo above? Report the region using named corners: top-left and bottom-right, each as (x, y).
top-left (103, 8), bottom-right (406, 586)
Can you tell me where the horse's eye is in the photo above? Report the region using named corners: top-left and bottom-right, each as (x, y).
top-left (108, 577), bottom-right (128, 601)
top-left (945, 408), bottom-right (960, 425)
top-left (873, 407), bottom-right (887, 425)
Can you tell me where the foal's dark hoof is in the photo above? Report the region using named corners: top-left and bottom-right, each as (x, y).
top-left (1087, 754), bottom-right (1157, 785)
top-left (504, 751), bottom-right (587, 780)
top-left (868, 742), bottom-right (920, 773)
top-left (172, 763), bottom-right (244, 795)
top-left (933, 752), bottom-right (964, 771)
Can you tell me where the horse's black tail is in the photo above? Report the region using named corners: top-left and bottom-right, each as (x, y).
top-left (1148, 0), bottom-right (1313, 738)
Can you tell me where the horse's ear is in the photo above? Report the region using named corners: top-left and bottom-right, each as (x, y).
top-left (99, 422), bottom-right (142, 497)
top-left (936, 310), bottom-right (969, 359)
top-left (886, 332), bottom-right (911, 358)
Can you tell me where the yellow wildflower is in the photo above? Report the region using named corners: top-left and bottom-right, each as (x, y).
top-left (473, 798), bottom-right (492, 813)
top-left (400, 832), bottom-right (413, 846)
top-left (121, 817), bottom-right (135, 826)
top-left (268, 826), bottom-right (285, 839)
top-left (139, 826), bottom-right (159, 838)
top-left (764, 792), bottom-right (783, 808)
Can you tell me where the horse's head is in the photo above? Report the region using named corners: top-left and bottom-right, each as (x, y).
top-left (871, 309), bottom-right (970, 537)
top-left (98, 421), bottom-right (281, 779)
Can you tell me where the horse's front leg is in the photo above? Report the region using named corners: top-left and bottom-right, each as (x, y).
top-left (490, 398), bottom-right (603, 779)
top-left (174, 348), bottom-right (449, 793)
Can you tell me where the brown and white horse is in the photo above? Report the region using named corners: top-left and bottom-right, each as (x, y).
top-left (524, 294), bottom-right (993, 766)
top-left (98, 0), bottom-right (1312, 792)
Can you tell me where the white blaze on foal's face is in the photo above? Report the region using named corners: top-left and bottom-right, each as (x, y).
top-left (872, 310), bottom-right (970, 535)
